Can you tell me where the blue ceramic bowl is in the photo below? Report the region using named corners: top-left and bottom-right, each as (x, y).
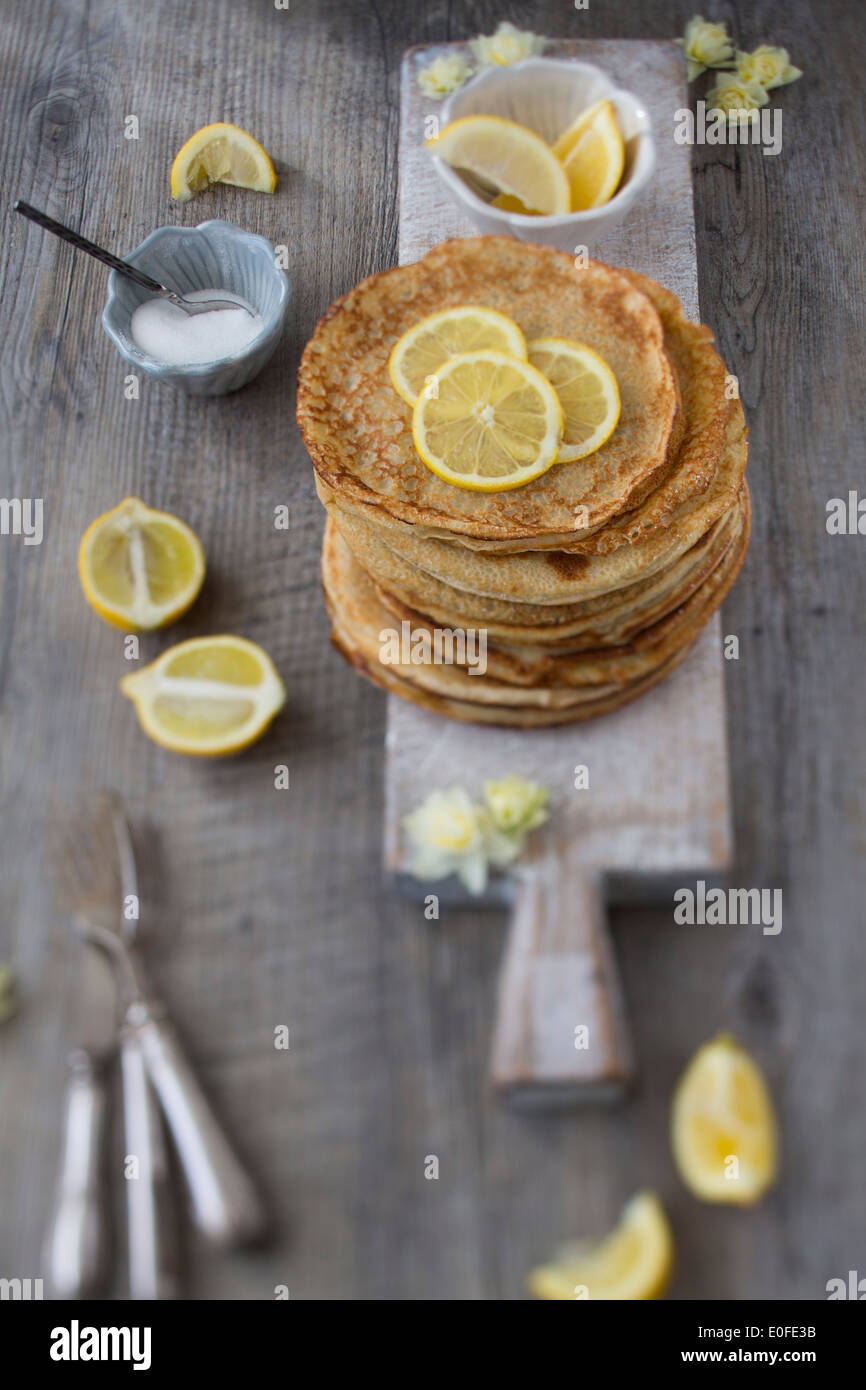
top-left (102, 219), bottom-right (289, 396)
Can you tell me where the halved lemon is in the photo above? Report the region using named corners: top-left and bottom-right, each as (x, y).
top-left (171, 122), bottom-right (276, 202)
top-left (388, 307), bottom-right (527, 405)
top-left (79, 498), bottom-right (205, 631)
top-left (411, 349), bottom-right (562, 492)
top-left (121, 635), bottom-right (286, 757)
top-left (426, 116), bottom-right (570, 216)
top-left (528, 1193), bottom-right (674, 1301)
top-left (528, 339), bottom-right (620, 461)
top-left (555, 100), bottom-right (624, 211)
top-left (671, 1034), bottom-right (778, 1205)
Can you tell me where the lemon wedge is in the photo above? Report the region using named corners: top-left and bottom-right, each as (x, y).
top-left (121, 635), bottom-right (285, 756)
top-left (411, 349), bottom-right (562, 492)
top-left (78, 498), bottom-right (205, 632)
top-left (171, 122), bottom-right (276, 202)
top-left (555, 100), bottom-right (625, 211)
top-left (490, 192), bottom-right (542, 215)
top-left (552, 98), bottom-right (612, 162)
top-left (528, 1193), bottom-right (674, 1301)
top-left (388, 306), bottom-right (527, 405)
top-left (426, 116), bottom-right (570, 216)
top-left (671, 1034), bottom-right (778, 1205)
top-left (528, 338), bottom-right (621, 461)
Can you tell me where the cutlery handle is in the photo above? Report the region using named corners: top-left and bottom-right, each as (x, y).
top-left (13, 201), bottom-right (166, 296)
top-left (45, 1051), bottom-right (110, 1298)
top-left (120, 1031), bottom-right (179, 1299)
top-left (130, 1005), bottom-right (265, 1247)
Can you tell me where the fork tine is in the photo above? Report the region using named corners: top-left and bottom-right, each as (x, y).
top-left (45, 792), bottom-right (123, 924)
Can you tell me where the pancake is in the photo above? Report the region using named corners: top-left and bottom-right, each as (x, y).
top-left (302, 240), bottom-right (750, 728)
top-left (319, 266), bottom-right (743, 604)
top-left (321, 501), bottom-right (749, 702)
top-left (323, 398), bottom-right (745, 607)
top-left (370, 491), bottom-right (746, 651)
top-left (329, 631), bottom-right (694, 727)
top-left (326, 543), bottom-right (701, 727)
top-left (299, 238), bottom-right (684, 545)
top-left (379, 495), bottom-right (749, 688)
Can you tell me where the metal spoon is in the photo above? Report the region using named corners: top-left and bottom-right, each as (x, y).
top-left (14, 201), bottom-right (252, 316)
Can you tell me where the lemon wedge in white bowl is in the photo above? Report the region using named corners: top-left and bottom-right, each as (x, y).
top-left (428, 57), bottom-right (654, 250)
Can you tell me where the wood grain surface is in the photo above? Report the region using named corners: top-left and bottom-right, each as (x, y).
top-left (0, 0), bottom-right (864, 1301)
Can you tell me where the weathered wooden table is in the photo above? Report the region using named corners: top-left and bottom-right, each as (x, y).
top-left (0, 0), bottom-right (863, 1300)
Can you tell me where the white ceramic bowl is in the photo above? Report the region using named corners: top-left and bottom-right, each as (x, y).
top-left (433, 57), bottom-right (655, 252)
top-left (102, 220), bottom-right (290, 396)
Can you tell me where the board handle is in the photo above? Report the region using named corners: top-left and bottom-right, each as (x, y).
top-left (491, 833), bottom-right (634, 1106)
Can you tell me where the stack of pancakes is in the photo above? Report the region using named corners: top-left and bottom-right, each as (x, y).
top-left (297, 238), bottom-right (749, 727)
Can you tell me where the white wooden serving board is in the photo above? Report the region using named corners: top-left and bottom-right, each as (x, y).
top-left (384, 40), bottom-right (732, 1106)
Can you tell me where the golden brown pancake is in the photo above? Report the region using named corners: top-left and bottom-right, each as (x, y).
top-left (299, 238), bottom-right (683, 545)
top-left (382, 497), bottom-right (749, 688)
top-left (317, 266), bottom-right (730, 558)
top-left (321, 500), bottom-right (749, 703)
top-left (370, 492), bottom-right (745, 651)
top-left (323, 400), bottom-right (745, 607)
top-left (319, 267), bottom-right (744, 604)
top-left (301, 240), bottom-right (749, 727)
top-left (329, 622), bottom-right (696, 727)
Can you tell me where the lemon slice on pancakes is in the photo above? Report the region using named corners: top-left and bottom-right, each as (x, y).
top-left (388, 306), bottom-right (527, 405)
top-left (528, 338), bottom-right (620, 461)
top-left (671, 1034), bottom-right (778, 1205)
top-left (79, 497), bottom-right (205, 631)
top-left (426, 116), bottom-right (570, 216)
top-left (121, 635), bottom-right (286, 756)
top-left (411, 349), bottom-right (562, 493)
top-left (171, 122), bottom-right (276, 202)
top-left (528, 1193), bottom-right (674, 1301)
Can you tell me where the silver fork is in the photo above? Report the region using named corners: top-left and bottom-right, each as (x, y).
top-left (110, 803), bottom-right (179, 1299)
top-left (14, 202), bottom-right (253, 316)
top-left (47, 794), bottom-right (178, 1297)
top-left (55, 794), bottom-right (266, 1249)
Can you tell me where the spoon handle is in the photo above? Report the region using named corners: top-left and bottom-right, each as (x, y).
top-left (14, 201), bottom-right (166, 297)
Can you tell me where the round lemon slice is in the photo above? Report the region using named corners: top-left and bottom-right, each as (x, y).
top-left (79, 497), bottom-right (205, 632)
top-left (388, 306), bottom-right (527, 405)
top-left (411, 349), bottom-right (562, 493)
top-left (555, 100), bottom-right (625, 211)
top-left (171, 122), bottom-right (276, 202)
top-left (120, 635), bottom-right (286, 757)
top-left (671, 1034), bottom-right (778, 1205)
top-left (426, 116), bottom-right (570, 216)
top-left (528, 338), bottom-right (621, 462)
top-left (528, 1193), bottom-right (674, 1301)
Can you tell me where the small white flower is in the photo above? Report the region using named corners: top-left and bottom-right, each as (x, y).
top-left (470, 21), bottom-right (545, 70)
top-left (735, 46), bottom-right (802, 90)
top-left (478, 809), bottom-right (523, 873)
top-left (675, 15), bottom-right (735, 82)
top-left (484, 775), bottom-right (549, 837)
top-left (404, 786), bottom-right (490, 893)
top-left (706, 74), bottom-right (770, 123)
top-left (404, 776), bottom-right (550, 895)
top-left (417, 53), bottom-right (474, 100)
